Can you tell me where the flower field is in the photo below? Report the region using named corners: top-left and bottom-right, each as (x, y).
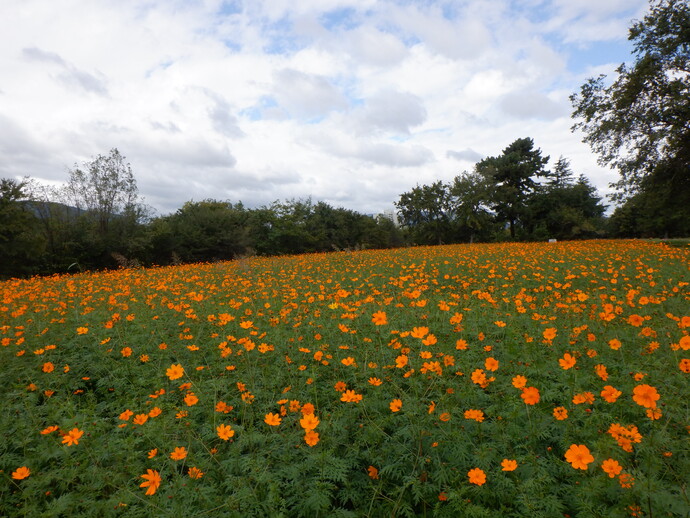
top-left (2, 240), bottom-right (689, 517)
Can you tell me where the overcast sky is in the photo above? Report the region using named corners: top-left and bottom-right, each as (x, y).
top-left (1, 0), bottom-right (649, 216)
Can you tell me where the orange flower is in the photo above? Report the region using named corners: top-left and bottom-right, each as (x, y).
top-left (411, 326), bottom-right (429, 339)
top-left (147, 448), bottom-right (158, 458)
top-left (553, 406), bottom-right (568, 420)
top-left (184, 392), bottom-right (199, 406)
top-left (512, 375), bottom-right (527, 388)
top-left (341, 357), bottom-right (355, 366)
top-left (334, 381), bottom-right (347, 392)
top-left (601, 385), bottom-right (622, 403)
top-left (371, 311), bottom-right (387, 326)
top-left (149, 407), bottom-right (162, 418)
top-left (679, 359), bottom-right (690, 373)
top-left (627, 314), bottom-right (644, 327)
top-left (140, 469), bottom-right (161, 495)
top-left (608, 338), bottom-right (622, 350)
top-left (558, 353), bottom-right (576, 370)
top-left (484, 357), bottom-right (499, 371)
top-left (543, 327), bottom-right (557, 340)
top-left (188, 466), bottom-right (204, 479)
top-left (464, 409), bottom-right (485, 422)
top-left (564, 444), bottom-right (594, 470)
top-left (170, 446), bottom-right (188, 460)
top-left (62, 427), bottom-right (84, 446)
top-left (501, 459), bottom-right (517, 472)
top-left (439, 412), bottom-right (451, 422)
top-left (40, 425), bottom-right (59, 434)
top-left (304, 430), bottom-right (320, 447)
top-left (133, 414), bottom-right (148, 425)
top-left (395, 354), bottom-right (408, 368)
top-left (601, 459), bottom-right (623, 478)
top-left (389, 399), bottom-right (402, 412)
top-left (300, 413), bottom-right (320, 431)
top-left (594, 364), bottom-right (608, 381)
top-left (76, 326), bottom-right (89, 335)
top-left (12, 466), bottom-right (30, 480)
top-left (368, 465), bottom-right (379, 479)
top-left (166, 364), bottom-right (184, 380)
top-left (467, 467), bottom-right (486, 485)
top-left (521, 386), bottom-right (540, 405)
top-left (632, 384), bottom-right (660, 408)
top-left (340, 390), bottom-right (363, 403)
top-left (368, 377), bottom-right (382, 386)
top-left (619, 473), bottom-right (634, 488)
top-left (264, 413), bottom-right (282, 426)
top-left (217, 423), bottom-right (235, 440)
top-left (301, 402), bottom-right (315, 415)
top-left (42, 362), bottom-right (54, 373)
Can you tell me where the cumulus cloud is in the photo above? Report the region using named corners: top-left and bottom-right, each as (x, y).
top-left (446, 148), bottom-right (483, 163)
top-left (273, 68), bottom-right (348, 119)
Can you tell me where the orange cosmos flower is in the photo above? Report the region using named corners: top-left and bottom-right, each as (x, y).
top-left (619, 473), bottom-right (635, 488)
top-left (679, 359), bottom-right (690, 373)
top-left (389, 399), bottom-right (402, 412)
top-left (564, 444), bottom-right (594, 470)
top-left (501, 459), bottom-right (517, 472)
top-left (62, 427), bottom-right (84, 446)
top-left (553, 406), bottom-right (568, 420)
top-left (410, 326), bottom-right (429, 339)
top-left (632, 384), bottom-right (660, 408)
top-left (455, 339), bottom-right (468, 350)
top-left (147, 448), bottom-right (158, 458)
top-left (304, 430), bottom-right (320, 447)
top-left (422, 334), bottom-right (437, 346)
top-left (76, 327), bottom-right (89, 335)
top-left (608, 338), bottom-right (622, 350)
top-left (439, 412), bottom-right (451, 422)
top-left (512, 375), bottom-right (527, 388)
top-left (484, 357), bottom-right (499, 371)
top-left (340, 390), bottom-right (363, 403)
top-left (543, 327), bottom-right (557, 340)
top-left (140, 469), bottom-right (161, 495)
top-left (627, 314), bottom-right (644, 327)
top-left (368, 466), bottom-right (379, 479)
top-left (188, 467), bottom-right (204, 479)
top-left (368, 377), bottom-right (382, 386)
top-left (467, 468), bottom-right (486, 486)
top-left (300, 413), bottom-right (320, 431)
top-left (521, 386), bottom-right (540, 405)
top-left (601, 385), bottom-right (622, 403)
top-left (12, 466), bottom-right (30, 480)
top-left (558, 353), bottom-right (576, 370)
top-left (133, 414), bottom-right (148, 425)
top-left (184, 392), bottom-right (199, 406)
top-left (341, 357), bottom-right (355, 366)
top-left (594, 364), bottom-right (608, 381)
top-left (217, 423), bottom-right (235, 440)
top-left (464, 409), bottom-right (485, 422)
top-left (170, 446), bottom-right (188, 460)
top-left (40, 425), bottom-right (59, 434)
top-left (166, 364), bottom-right (184, 380)
top-left (148, 407), bottom-right (162, 418)
top-left (264, 413), bottom-right (282, 426)
top-left (371, 311), bottom-right (387, 326)
top-left (42, 362), bottom-right (54, 373)
top-left (601, 459), bottom-right (623, 478)
top-left (301, 402), bottom-right (315, 415)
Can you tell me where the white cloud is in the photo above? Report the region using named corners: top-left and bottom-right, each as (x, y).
top-left (0, 0), bottom-right (647, 215)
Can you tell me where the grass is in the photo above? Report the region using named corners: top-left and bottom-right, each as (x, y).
top-left (1, 240), bottom-right (689, 517)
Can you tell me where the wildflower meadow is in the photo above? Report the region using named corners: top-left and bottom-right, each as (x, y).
top-left (1, 240), bottom-right (688, 517)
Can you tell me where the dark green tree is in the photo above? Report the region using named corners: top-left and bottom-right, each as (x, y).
top-left (395, 181), bottom-right (453, 245)
top-left (571, 0), bottom-right (690, 235)
top-left (0, 178), bottom-right (45, 277)
top-left (448, 171), bottom-right (496, 243)
top-left (475, 137), bottom-right (549, 239)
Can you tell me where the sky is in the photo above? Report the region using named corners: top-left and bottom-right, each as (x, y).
top-left (1, 0), bottom-right (650, 216)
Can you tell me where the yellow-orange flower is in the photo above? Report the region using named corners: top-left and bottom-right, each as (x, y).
top-left (601, 385), bottom-right (622, 403)
top-left (601, 459), bottom-right (623, 478)
top-left (368, 466), bottom-right (379, 479)
top-left (217, 423), bottom-right (235, 440)
top-left (140, 469), bottom-right (161, 495)
top-left (304, 430), bottom-right (320, 447)
top-left (564, 444), bottom-right (594, 470)
top-left (300, 413), bottom-right (320, 431)
top-left (467, 467), bottom-right (486, 485)
top-left (166, 363), bottom-right (184, 380)
top-left (184, 392), bottom-right (199, 406)
top-left (42, 362), bottom-right (54, 373)
top-left (501, 459), bottom-right (517, 472)
top-left (371, 311), bottom-right (387, 326)
top-left (543, 327), bottom-right (557, 340)
top-left (464, 409), bottom-right (485, 422)
top-left (389, 399), bottom-right (402, 412)
top-left (368, 377), bottom-right (382, 386)
top-left (12, 466), bottom-right (30, 480)
top-left (62, 427), bottom-right (84, 446)
top-left (340, 390), bottom-right (363, 403)
top-left (170, 446), bottom-right (188, 460)
top-left (632, 384), bottom-right (660, 408)
top-left (264, 413), bottom-right (282, 426)
top-left (521, 386), bottom-right (540, 405)
top-left (512, 375), bottom-right (527, 388)
top-left (553, 406), bottom-right (568, 420)
top-left (188, 467), bottom-right (204, 479)
top-left (558, 353), bottom-right (576, 370)
top-left (484, 357), bottom-right (499, 371)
